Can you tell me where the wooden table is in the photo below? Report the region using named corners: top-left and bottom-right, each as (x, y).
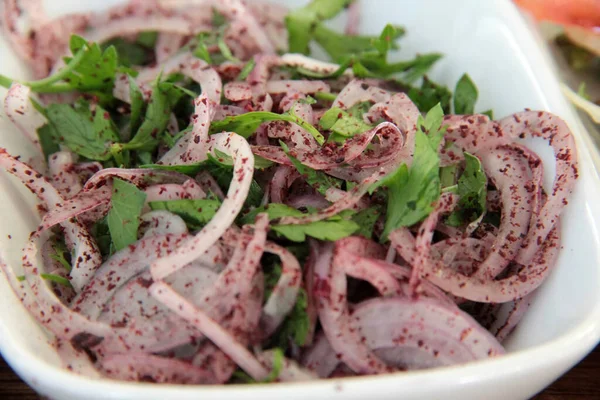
top-left (1, 346), bottom-right (598, 399)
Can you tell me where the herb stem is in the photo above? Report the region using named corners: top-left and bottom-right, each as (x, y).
top-left (314, 91), bottom-right (337, 102)
top-left (27, 47), bottom-right (87, 90)
top-left (0, 75), bottom-right (13, 89)
top-left (40, 273), bottom-right (73, 288)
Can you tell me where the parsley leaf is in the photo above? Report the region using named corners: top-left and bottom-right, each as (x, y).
top-left (40, 273), bottom-right (73, 288)
top-left (49, 239), bottom-right (71, 272)
top-left (101, 36), bottom-right (153, 67)
top-left (231, 348), bottom-right (285, 384)
top-left (128, 76), bottom-right (146, 136)
top-left (146, 154), bottom-right (265, 207)
top-left (243, 203), bottom-right (358, 242)
top-left (310, 21), bottom-right (440, 82)
top-left (118, 79), bottom-right (186, 152)
top-left (482, 109), bottom-right (494, 120)
top-left (62, 35), bottom-right (118, 95)
top-left (378, 103), bottom-right (447, 239)
top-left (210, 111), bottom-right (325, 145)
top-left (408, 76), bottom-right (452, 113)
top-left (0, 34), bottom-right (118, 98)
top-left (446, 152), bottom-right (487, 227)
top-left (351, 207), bottom-right (380, 239)
top-left (319, 106), bottom-right (373, 137)
top-left (90, 217), bottom-right (113, 259)
top-left (280, 142), bottom-right (342, 195)
top-left (267, 287), bottom-right (310, 349)
top-left (440, 164), bottom-right (459, 189)
top-left (313, 24), bottom-right (390, 63)
top-left (140, 153), bottom-right (272, 175)
top-left (107, 179), bottom-right (147, 251)
top-left (285, 0), bottom-right (354, 54)
top-left (136, 31), bottom-right (158, 48)
top-left (149, 199), bottom-right (221, 230)
top-left (37, 124), bottom-right (60, 161)
top-left (237, 58), bottom-right (256, 80)
top-left (453, 73), bottom-right (478, 114)
top-left (43, 101), bottom-right (119, 161)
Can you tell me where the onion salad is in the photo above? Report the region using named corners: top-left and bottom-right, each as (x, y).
top-left (0, 0), bottom-right (578, 384)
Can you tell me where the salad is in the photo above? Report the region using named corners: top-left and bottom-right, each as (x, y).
top-left (0, 0), bottom-right (577, 384)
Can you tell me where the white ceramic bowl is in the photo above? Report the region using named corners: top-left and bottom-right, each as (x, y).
top-left (1, 0), bottom-right (600, 399)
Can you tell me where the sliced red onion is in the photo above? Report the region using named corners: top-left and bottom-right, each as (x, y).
top-left (333, 80), bottom-right (391, 109)
top-left (196, 171), bottom-right (225, 200)
top-left (225, 80), bottom-right (330, 101)
top-left (83, 167), bottom-right (190, 190)
top-left (151, 132), bottom-right (254, 280)
top-left (303, 240), bottom-right (320, 347)
top-left (278, 54), bottom-right (347, 76)
top-left (85, 16), bottom-right (194, 44)
top-left (279, 171), bottom-right (379, 225)
top-left (200, 221), bottom-right (268, 328)
top-left (352, 297), bottom-right (505, 370)
top-left (392, 215), bottom-right (561, 303)
top-left (313, 241), bottom-right (390, 374)
top-left (441, 114), bottom-right (510, 159)
top-left (4, 84), bottom-right (46, 151)
top-left (409, 193), bottom-right (459, 291)
top-left (0, 150), bottom-right (103, 292)
top-left (471, 148), bottom-right (533, 279)
top-left (192, 343), bottom-right (237, 383)
top-left (26, 13), bottom-right (90, 78)
top-left (98, 258), bottom-right (221, 353)
top-left (143, 181), bottom-right (206, 205)
top-left (270, 165), bottom-right (300, 204)
top-left (334, 236), bottom-right (402, 296)
top-left (48, 151), bottom-right (83, 199)
top-left (246, 1), bottom-right (289, 52)
top-left (223, 81), bottom-right (253, 102)
top-left (325, 93), bottom-right (420, 182)
top-left (136, 52), bottom-right (222, 103)
top-left (381, 262), bottom-right (459, 308)
top-left (41, 168), bottom-right (190, 230)
top-left (159, 93), bottom-right (215, 165)
top-left (151, 280), bottom-right (269, 381)
top-left (499, 111), bottom-right (578, 264)
top-left (254, 122), bottom-right (402, 170)
top-left (72, 233), bottom-right (189, 318)
top-left (1, 0), bottom-right (36, 67)
top-left (245, 54), bottom-right (279, 110)
top-left (260, 243), bottom-right (302, 337)
top-left (99, 353), bottom-right (216, 384)
top-left (21, 228), bottom-right (125, 351)
top-left (302, 332), bottom-right (340, 378)
top-left (155, 32), bottom-right (185, 64)
top-left (216, 0), bottom-right (275, 54)
top-left (40, 186), bottom-right (112, 230)
top-left (488, 292), bottom-right (534, 342)
top-left (286, 193), bottom-right (331, 210)
top-left (268, 80), bottom-right (330, 95)
top-left (140, 210), bottom-right (188, 238)
top-left (55, 338), bottom-right (102, 378)
top-left (113, 73), bottom-right (152, 104)
top-left (433, 238), bottom-right (491, 267)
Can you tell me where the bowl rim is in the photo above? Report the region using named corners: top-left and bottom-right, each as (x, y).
top-left (1, 0), bottom-right (600, 398)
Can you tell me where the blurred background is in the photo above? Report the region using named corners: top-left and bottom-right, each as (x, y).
top-left (516, 0), bottom-right (600, 154)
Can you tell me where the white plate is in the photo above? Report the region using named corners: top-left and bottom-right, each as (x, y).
top-left (1, 1), bottom-right (600, 399)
